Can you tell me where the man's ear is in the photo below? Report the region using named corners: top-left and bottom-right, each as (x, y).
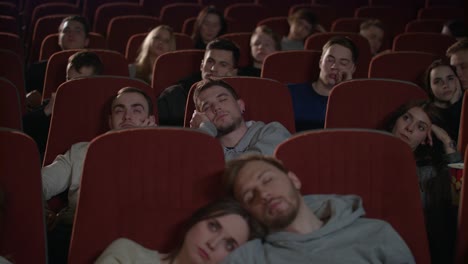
top-left (287, 171), bottom-right (302, 190)
top-left (237, 99), bottom-right (245, 113)
top-left (200, 59), bottom-right (204, 71)
top-left (84, 37), bottom-right (90, 48)
top-left (350, 63), bottom-right (356, 74)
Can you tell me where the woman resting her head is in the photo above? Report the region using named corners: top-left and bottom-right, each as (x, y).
top-left (385, 100), bottom-right (459, 263)
top-left (95, 198), bottom-right (264, 264)
top-left (131, 25), bottom-right (176, 84)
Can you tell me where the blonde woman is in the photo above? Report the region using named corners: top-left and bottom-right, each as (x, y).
top-left (130, 25), bottom-right (176, 83)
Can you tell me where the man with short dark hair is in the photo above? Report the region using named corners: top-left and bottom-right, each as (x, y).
top-left (157, 38), bottom-right (240, 127)
top-left (189, 79), bottom-right (290, 160)
top-left (222, 154), bottom-right (415, 264)
top-left (288, 36), bottom-right (358, 131)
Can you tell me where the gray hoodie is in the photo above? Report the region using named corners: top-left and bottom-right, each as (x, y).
top-left (222, 195), bottom-right (415, 264)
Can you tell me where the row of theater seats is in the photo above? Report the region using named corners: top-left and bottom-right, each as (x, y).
top-left (2, 124), bottom-right (467, 263)
top-left (3, 74), bottom-right (468, 171)
top-left (0, 38), bottom-right (453, 114)
top-left (0, 0), bottom-right (464, 63)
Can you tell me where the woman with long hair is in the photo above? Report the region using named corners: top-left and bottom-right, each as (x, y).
top-left (385, 100), bottom-right (459, 263)
top-left (192, 6), bottom-right (227, 50)
top-left (130, 25), bottom-right (176, 84)
top-left (96, 198), bottom-right (264, 263)
top-left (423, 59), bottom-right (464, 141)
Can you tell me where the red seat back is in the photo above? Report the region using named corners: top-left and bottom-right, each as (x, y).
top-left (262, 50), bottom-right (321, 84)
top-left (224, 3), bottom-right (268, 33)
top-left (325, 78), bottom-right (428, 129)
top-left (274, 129), bottom-right (431, 264)
top-left (0, 49), bottom-right (26, 114)
top-left (0, 78), bottom-right (22, 130)
top-left (93, 2), bottom-right (145, 36)
top-left (159, 3), bottom-right (203, 33)
top-left (42, 49), bottom-right (129, 101)
top-left (405, 19), bottom-right (446, 33)
top-left (368, 51), bottom-right (439, 87)
top-left (0, 128), bottom-right (47, 264)
top-left (68, 128), bottom-right (225, 264)
top-left (456, 147), bottom-right (468, 264)
top-left (151, 49), bottom-right (205, 96)
top-left (392, 32), bottom-right (456, 57)
top-left (107, 15), bottom-right (160, 55)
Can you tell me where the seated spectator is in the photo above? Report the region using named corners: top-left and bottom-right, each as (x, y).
top-left (221, 155), bottom-right (415, 263)
top-left (281, 8), bottom-right (325, 51)
top-left (25, 16), bottom-right (90, 108)
top-left (43, 87), bottom-right (156, 264)
top-left (288, 36), bottom-right (358, 131)
top-left (447, 38), bottom-right (468, 91)
top-left (423, 59), bottom-right (464, 141)
top-left (129, 25), bottom-right (176, 84)
top-left (158, 38), bottom-right (239, 127)
top-left (192, 6), bottom-right (227, 50)
top-left (359, 19), bottom-right (385, 56)
top-left (239, 25), bottom-right (281, 77)
top-left (23, 51), bottom-right (103, 159)
top-left (384, 100), bottom-right (459, 264)
top-left (96, 198), bottom-right (264, 263)
top-left (189, 79), bottom-right (291, 160)
top-left (442, 19), bottom-right (468, 41)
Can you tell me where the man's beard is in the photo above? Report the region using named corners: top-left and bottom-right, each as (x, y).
top-left (263, 185), bottom-right (301, 231)
top-left (216, 115), bottom-right (242, 137)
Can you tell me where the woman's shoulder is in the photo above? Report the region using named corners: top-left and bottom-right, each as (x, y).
top-left (95, 238), bottom-right (161, 264)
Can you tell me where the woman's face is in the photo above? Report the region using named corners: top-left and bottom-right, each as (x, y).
top-left (430, 65), bottom-right (461, 103)
top-left (392, 106), bottom-right (432, 150)
top-left (200, 13), bottom-right (222, 43)
top-left (180, 214), bottom-right (249, 264)
top-left (149, 28), bottom-right (173, 58)
top-left (251, 31), bottom-right (277, 64)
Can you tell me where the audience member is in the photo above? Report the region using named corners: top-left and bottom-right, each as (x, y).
top-left (447, 38), bottom-right (468, 91)
top-left (192, 6), bottom-right (227, 50)
top-left (96, 198), bottom-right (264, 264)
top-left (158, 38), bottom-right (240, 127)
top-left (239, 25), bottom-right (281, 77)
top-left (442, 19), bottom-right (468, 41)
top-left (423, 59), bottom-right (464, 141)
top-left (221, 155), bottom-right (415, 263)
top-left (281, 8), bottom-right (325, 51)
top-left (25, 16), bottom-right (90, 107)
top-left (190, 79), bottom-right (291, 160)
top-left (384, 100), bottom-right (458, 264)
top-left (288, 36), bottom-right (358, 131)
top-left (43, 87), bottom-right (156, 264)
top-left (129, 25), bottom-right (176, 84)
top-left (23, 51), bottom-right (103, 160)
top-left (359, 19), bottom-right (385, 56)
